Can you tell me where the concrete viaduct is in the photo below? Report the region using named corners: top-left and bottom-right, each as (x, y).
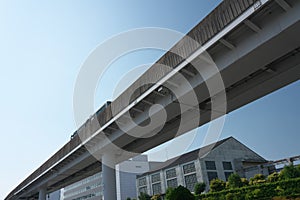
top-left (5, 0), bottom-right (300, 199)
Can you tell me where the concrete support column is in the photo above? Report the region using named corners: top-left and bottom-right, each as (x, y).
top-left (38, 187), bottom-right (46, 200)
top-left (102, 153), bottom-right (117, 200)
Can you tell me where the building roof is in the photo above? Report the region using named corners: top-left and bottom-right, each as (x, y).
top-left (138, 136), bottom-right (234, 177)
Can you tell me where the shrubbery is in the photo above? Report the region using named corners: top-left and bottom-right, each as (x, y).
top-left (194, 182), bottom-right (206, 195)
top-left (241, 177), bottom-right (249, 187)
top-left (279, 164), bottom-right (300, 180)
top-left (150, 194), bottom-right (162, 200)
top-left (165, 185), bottom-right (194, 200)
top-left (228, 173), bottom-right (243, 188)
top-left (139, 165), bottom-right (300, 200)
top-left (165, 187), bottom-right (174, 200)
top-left (249, 174), bottom-right (266, 185)
top-left (196, 165), bottom-right (300, 200)
top-left (268, 172), bottom-right (280, 182)
top-left (210, 178), bottom-right (226, 192)
top-left (196, 177), bottom-right (300, 200)
top-left (138, 192), bottom-right (151, 200)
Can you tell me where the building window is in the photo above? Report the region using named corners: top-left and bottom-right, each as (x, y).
top-left (151, 173), bottom-right (161, 183)
top-left (165, 168), bottom-right (177, 189)
top-left (167, 178), bottom-right (178, 189)
top-left (139, 186), bottom-right (147, 194)
top-left (152, 183), bottom-right (161, 195)
top-left (207, 171), bottom-right (218, 182)
top-left (166, 168), bottom-right (176, 179)
top-left (205, 161), bottom-right (216, 170)
top-left (223, 161), bottom-right (233, 170)
top-left (184, 174), bottom-right (197, 192)
top-left (183, 162), bottom-right (196, 174)
top-left (138, 177), bottom-right (147, 186)
top-left (225, 172), bottom-right (234, 181)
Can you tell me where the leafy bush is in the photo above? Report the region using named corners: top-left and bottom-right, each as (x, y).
top-left (226, 193), bottom-right (235, 200)
top-left (167, 185), bottom-right (194, 200)
top-left (228, 173), bottom-right (242, 188)
top-left (268, 172), bottom-right (280, 182)
top-left (276, 178), bottom-right (300, 197)
top-left (195, 177), bottom-right (300, 200)
top-left (225, 193), bottom-right (243, 200)
top-left (194, 182), bottom-right (206, 195)
top-left (151, 194), bottom-right (161, 200)
top-left (249, 174), bottom-right (265, 185)
top-left (279, 164), bottom-right (300, 180)
top-left (210, 178), bottom-right (226, 192)
top-left (165, 187), bottom-right (174, 200)
top-left (138, 192), bottom-right (151, 200)
top-left (241, 178), bottom-right (249, 187)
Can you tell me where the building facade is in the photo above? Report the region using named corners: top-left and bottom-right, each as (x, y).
top-left (63, 155), bottom-right (150, 200)
top-left (47, 190), bottom-right (62, 200)
top-left (136, 137), bottom-right (273, 196)
top-left (64, 173), bottom-right (103, 200)
top-left (116, 155), bottom-right (150, 200)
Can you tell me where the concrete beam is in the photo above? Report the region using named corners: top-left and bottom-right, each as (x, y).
top-left (115, 119), bottom-right (126, 125)
top-left (131, 107), bottom-right (144, 113)
top-left (107, 126), bottom-right (118, 131)
top-left (181, 68), bottom-right (195, 77)
top-left (262, 66), bottom-right (276, 73)
top-left (244, 19), bottom-right (261, 33)
top-left (153, 90), bottom-right (165, 97)
top-left (166, 80), bottom-right (179, 88)
top-left (275, 0), bottom-right (292, 11)
top-left (141, 99), bottom-right (154, 105)
top-left (219, 39), bottom-right (235, 50)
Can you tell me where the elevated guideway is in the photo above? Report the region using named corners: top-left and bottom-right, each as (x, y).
top-left (5, 0), bottom-right (300, 199)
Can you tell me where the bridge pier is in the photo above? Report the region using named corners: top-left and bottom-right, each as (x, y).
top-left (38, 187), bottom-right (46, 200)
top-left (102, 153), bottom-right (117, 200)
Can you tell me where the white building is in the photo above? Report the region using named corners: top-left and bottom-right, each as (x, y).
top-left (136, 137), bottom-right (272, 196)
top-left (116, 155), bottom-right (150, 200)
top-left (46, 190), bottom-right (62, 200)
top-left (63, 155), bottom-right (150, 200)
top-left (63, 172), bottom-right (102, 200)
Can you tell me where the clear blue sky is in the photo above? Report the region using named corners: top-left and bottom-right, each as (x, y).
top-left (0, 1), bottom-right (299, 199)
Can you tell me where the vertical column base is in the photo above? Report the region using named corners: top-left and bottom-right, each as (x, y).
top-left (102, 153), bottom-right (117, 200)
top-left (38, 187), bottom-right (46, 200)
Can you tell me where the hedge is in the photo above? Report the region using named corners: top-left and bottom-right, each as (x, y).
top-left (195, 178), bottom-right (300, 200)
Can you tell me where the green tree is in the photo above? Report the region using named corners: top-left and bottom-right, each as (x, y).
top-left (279, 164), bottom-right (300, 180)
top-left (126, 198), bottom-right (132, 200)
top-left (194, 182), bottom-right (206, 195)
top-left (210, 178), bottom-right (226, 192)
top-left (138, 192), bottom-right (151, 200)
top-left (228, 173), bottom-right (242, 188)
top-left (167, 185), bottom-right (194, 200)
